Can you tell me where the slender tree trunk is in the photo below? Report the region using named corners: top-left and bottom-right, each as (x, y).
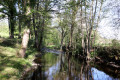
top-left (38, 0), bottom-right (48, 51)
top-left (88, 29), bottom-right (92, 53)
top-left (69, 0), bottom-right (77, 48)
top-left (80, 1), bottom-right (85, 54)
top-left (93, 0), bottom-right (103, 55)
top-left (70, 24), bottom-right (73, 47)
top-left (8, 16), bottom-right (11, 37)
top-left (18, 2), bottom-right (21, 38)
top-left (60, 32), bottom-right (64, 50)
top-left (9, 8), bottom-right (15, 39)
top-left (84, 0), bottom-right (90, 60)
top-left (86, 37), bottom-right (90, 60)
top-left (10, 16), bottom-right (15, 38)
top-left (18, 17), bottom-right (21, 38)
top-left (90, 0), bottom-right (98, 50)
top-left (33, 13), bottom-right (39, 48)
top-left (60, 29), bottom-right (66, 51)
top-left (39, 19), bottom-right (45, 51)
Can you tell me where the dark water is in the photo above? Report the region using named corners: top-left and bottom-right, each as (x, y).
top-left (23, 51), bottom-right (120, 80)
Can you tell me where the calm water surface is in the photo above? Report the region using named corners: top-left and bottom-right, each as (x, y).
top-left (24, 52), bottom-right (120, 80)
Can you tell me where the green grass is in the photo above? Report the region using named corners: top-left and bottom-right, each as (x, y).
top-left (46, 45), bottom-right (56, 49)
top-left (0, 38), bottom-right (38, 80)
top-left (0, 25), bottom-right (9, 38)
top-left (0, 24), bottom-right (38, 80)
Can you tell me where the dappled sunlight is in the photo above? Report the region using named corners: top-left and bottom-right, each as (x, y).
top-left (0, 46), bottom-right (17, 56)
top-left (0, 38), bottom-right (37, 80)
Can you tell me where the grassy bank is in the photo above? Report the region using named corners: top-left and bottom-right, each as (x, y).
top-left (0, 38), bottom-right (38, 80)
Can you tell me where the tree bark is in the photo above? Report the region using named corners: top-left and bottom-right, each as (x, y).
top-left (60, 32), bottom-right (64, 50)
top-left (9, 14), bottom-right (15, 38)
top-left (80, 1), bottom-right (85, 54)
top-left (39, 19), bottom-right (45, 51)
top-left (33, 13), bottom-right (39, 48)
top-left (19, 29), bottom-right (30, 58)
top-left (60, 28), bottom-right (66, 50)
top-left (8, 16), bottom-right (11, 38)
top-left (70, 24), bottom-right (74, 48)
top-left (18, 2), bottom-right (21, 39)
top-left (18, 17), bottom-right (21, 38)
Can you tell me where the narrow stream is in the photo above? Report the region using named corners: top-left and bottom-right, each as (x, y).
top-left (23, 50), bottom-right (120, 80)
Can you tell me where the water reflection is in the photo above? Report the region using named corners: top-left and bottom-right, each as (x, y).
top-left (24, 53), bottom-right (120, 80)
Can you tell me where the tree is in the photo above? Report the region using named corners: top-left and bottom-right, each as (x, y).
top-left (0, 0), bottom-right (17, 38)
top-left (57, 13), bottom-right (69, 50)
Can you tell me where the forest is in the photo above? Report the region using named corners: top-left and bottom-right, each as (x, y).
top-left (0, 0), bottom-right (120, 80)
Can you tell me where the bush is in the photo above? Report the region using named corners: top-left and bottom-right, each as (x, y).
top-left (112, 39), bottom-right (120, 49)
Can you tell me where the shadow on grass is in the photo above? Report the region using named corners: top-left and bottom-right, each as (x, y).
top-left (0, 38), bottom-right (33, 80)
top-left (0, 38), bottom-right (37, 59)
top-left (0, 53), bottom-right (27, 80)
top-left (0, 38), bottom-right (21, 48)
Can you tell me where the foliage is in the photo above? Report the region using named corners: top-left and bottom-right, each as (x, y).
top-left (112, 39), bottom-right (120, 48)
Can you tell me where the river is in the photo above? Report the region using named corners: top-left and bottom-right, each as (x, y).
top-left (22, 50), bottom-right (120, 80)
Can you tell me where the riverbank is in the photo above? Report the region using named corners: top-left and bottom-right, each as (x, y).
top-left (21, 52), bottom-right (120, 80)
top-left (0, 37), bottom-right (120, 80)
top-left (0, 38), bottom-right (38, 80)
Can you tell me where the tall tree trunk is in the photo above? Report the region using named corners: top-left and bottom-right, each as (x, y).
top-left (18, 17), bottom-right (21, 38)
top-left (80, 1), bottom-right (85, 54)
top-left (84, 0), bottom-right (90, 60)
top-left (38, 0), bottom-right (48, 51)
top-left (18, 2), bottom-right (21, 39)
top-left (39, 19), bottom-right (45, 51)
top-left (60, 30), bottom-right (64, 50)
top-left (19, 0), bottom-right (31, 58)
top-left (10, 15), bottom-right (15, 38)
top-left (86, 37), bottom-right (90, 60)
top-left (33, 13), bottom-right (39, 48)
top-left (19, 29), bottom-right (30, 58)
top-left (9, 8), bottom-right (15, 38)
top-left (70, 24), bottom-right (73, 48)
top-left (8, 16), bottom-right (11, 38)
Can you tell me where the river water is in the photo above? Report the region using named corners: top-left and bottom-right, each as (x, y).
top-left (23, 51), bottom-right (120, 80)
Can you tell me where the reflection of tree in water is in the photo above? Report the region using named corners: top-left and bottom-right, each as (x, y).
top-left (23, 52), bottom-right (120, 80)
top-left (57, 55), bottom-right (94, 80)
top-left (31, 65), bottom-right (42, 80)
top-left (31, 57), bottom-right (46, 80)
top-left (84, 61), bottom-right (93, 80)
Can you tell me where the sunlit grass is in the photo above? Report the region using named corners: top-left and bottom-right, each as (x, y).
top-left (0, 25), bottom-right (9, 38)
top-left (0, 38), bottom-right (38, 80)
top-left (47, 45), bottom-right (56, 49)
